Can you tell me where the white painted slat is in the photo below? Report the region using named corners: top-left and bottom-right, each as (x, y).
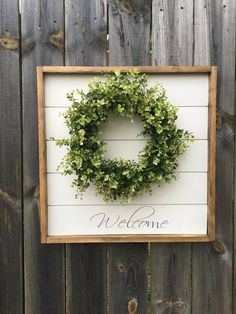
top-left (45, 73), bottom-right (209, 107)
top-left (45, 108), bottom-right (69, 139)
top-left (100, 109), bottom-right (208, 140)
top-left (45, 107), bottom-right (208, 140)
top-left (45, 74), bottom-right (97, 106)
top-left (46, 140), bottom-right (208, 173)
top-left (47, 172), bottom-right (207, 205)
top-left (103, 140), bottom-right (146, 161)
top-left (100, 114), bottom-right (144, 140)
top-left (48, 204), bottom-right (208, 236)
top-left (148, 74), bottom-right (209, 107)
top-left (177, 140), bottom-right (208, 172)
top-left (176, 107), bottom-right (208, 139)
top-left (46, 141), bottom-right (67, 172)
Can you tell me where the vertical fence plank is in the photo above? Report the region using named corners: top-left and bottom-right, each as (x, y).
top-left (21, 1), bottom-right (65, 313)
top-left (108, 243), bottom-right (149, 314)
top-left (193, 1), bottom-right (235, 313)
top-left (65, 0), bottom-right (107, 66)
top-left (108, 1), bottom-right (151, 313)
top-left (65, 1), bottom-right (107, 313)
top-left (0, 1), bottom-right (22, 313)
top-left (193, 0), bottom-right (211, 66)
top-left (152, 0), bottom-right (193, 66)
top-left (151, 1), bottom-right (193, 313)
top-left (109, 0), bottom-right (151, 66)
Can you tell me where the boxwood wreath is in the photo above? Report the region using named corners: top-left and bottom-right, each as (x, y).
top-left (56, 69), bottom-right (193, 202)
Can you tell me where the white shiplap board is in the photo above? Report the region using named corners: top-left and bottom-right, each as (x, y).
top-left (45, 107), bottom-right (208, 140)
top-left (48, 205), bottom-right (208, 235)
top-left (46, 140), bottom-right (208, 172)
top-left (45, 73), bottom-right (209, 107)
top-left (47, 172), bottom-right (207, 206)
top-left (44, 73), bottom-right (209, 236)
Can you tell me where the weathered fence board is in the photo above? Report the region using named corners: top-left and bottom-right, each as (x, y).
top-left (109, 0), bottom-right (151, 66)
top-left (108, 1), bottom-right (151, 313)
top-left (21, 1), bottom-right (65, 313)
top-left (0, 1), bottom-right (22, 313)
top-left (108, 244), bottom-right (148, 313)
top-left (193, 0), bottom-right (211, 66)
top-left (65, 1), bottom-right (107, 313)
top-left (152, 0), bottom-right (193, 66)
top-left (192, 1), bottom-right (235, 313)
top-left (151, 1), bottom-right (193, 313)
top-left (65, 0), bottom-right (107, 66)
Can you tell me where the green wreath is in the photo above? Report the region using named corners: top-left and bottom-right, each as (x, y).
top-left (56, 69), bottom-right (193, 202)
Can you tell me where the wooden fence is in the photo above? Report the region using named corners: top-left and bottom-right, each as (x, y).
top-left (0, 0), bottom-right (235, 313)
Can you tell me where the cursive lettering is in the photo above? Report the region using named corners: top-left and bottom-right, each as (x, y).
top-left (89, 206), bottom-right (170, 230)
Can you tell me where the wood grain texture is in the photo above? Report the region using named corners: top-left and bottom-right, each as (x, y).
top-left (108, 244), bottom-right (148, 313)
top-left (37, 68), bottom-right (47, 243)
top-left (66, 245), bottom-right (106, 314)
top-left (192, 1), bottom-right (235, 313)
top-left (193, 0), bottom-right (211, 66)
top-left (152, 0), bottom-right (193, 66)
top-left (65, 1), bottom-right (107, 313)
top-left (47, 235), bottom-right (210, 244)
top-left (109, 0), bottom-right (151, 66)
top-left (0, 1), bottom-right (23, 313)
top-left (65, 0), bottom-right (107, 66)
top-left (21, 1), bottom-right (65, 313)
top-left (108, 1), bottom-right (151, 313)
top-left (42, 65), bottom-right (211, 73)
top-left (207, 66), bottom-right (217, 240)
top-left (151, 1), bottom-right (194, 313)
top-left (151, 244), bottom-right (192, 313)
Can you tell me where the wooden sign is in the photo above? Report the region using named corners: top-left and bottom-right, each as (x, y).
top-left (37, 66), bottom-right (216, 243)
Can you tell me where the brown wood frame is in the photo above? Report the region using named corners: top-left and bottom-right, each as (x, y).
top-left (37, 66), bottom-right (217, 244)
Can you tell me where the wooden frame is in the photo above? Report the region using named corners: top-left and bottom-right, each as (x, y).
top-left (37, 66), bottom-right (217, 243)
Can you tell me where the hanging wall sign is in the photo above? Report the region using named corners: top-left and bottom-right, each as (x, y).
top-left (37, 66), bottom-right (216, 243)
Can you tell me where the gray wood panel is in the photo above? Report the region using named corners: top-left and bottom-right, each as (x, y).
top-left (108, 244), bottom-right (148, 314)
top-left (151, 1), bottom-right (193, 313)
top-left (0, 1), bottom-right (22, 313)
top-left (66, 245), bottom-right (106, 314)
top-left (152, 0), bottom-right (193, 66)
top-left (65, 1), bottom-right (107, 313)
top-left (108, 1), bottom-right (151, 313)
top-left (109, 0), bottom-right (151, 66)
top-left (151, 245), bottom-right (191, 313)
top-left (192, 1), bottom-right (235, 313)
top-left (21, 1), bottom-right (65, 313)
top-left (65, 0), bottom-right (107, 66)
